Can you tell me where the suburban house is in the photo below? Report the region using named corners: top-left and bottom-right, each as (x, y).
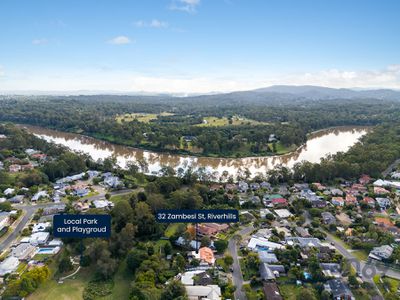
top-left (29, 232), bottom-right (50, 245)
top-left (274, 209), bottom-right (292, 219)
top-left (259, 252), bottom-right (279, 264)
top-left (250, 182), bottom-right (260, 191)
top-left (321, 212), bottom-right (336, 225)
top-left (263, 282), bottom-right (283, 300)
top-left (295, 227), bottom-right (311, 238)
top-left (260, 181), bottom-right (272, 190)
top-left (224, 184), bottom-right (237, 192)
top-left (320, 263), bottom-right (341, 278)
top-left (263, 194), bottom-right (283, 206)
top-left (56, 172), bottom-right (86, 184)
top-left (368, 245), bottom-right (394, 261)
top-left (0, 256), bottom-right (19, 276)
top-left (285, 237), bottom-right (325, 249)
top-left (359, 174), bottom-right (371, 185)
top-left (345, 194), bottom-right (357, 205)
top-left (73, 188), bottom-right (89, 197)
top-left (374, 217), bottom-right (394, 228)
top-left (11, 243), bottom-right (37, 260)
top-left (247, 237), bottom-right (284, 252)
top-left (185, 285), bottom-right (221, 300)
top-left (3, 188), bottom-right (15, 196)
top-left (271, 198), bottom-right (288, 207)
top-left (176, 237), bottom-right (201, 250)
top-left (8, 164), bottom-right (21, 173)
top-left (8, 195), bottom-right (24, 203)
top-left (197, 223), bottom-right (229, 237)
top-left (238, 181), bottom-right (249, 193)
top-left (260, 263), bottom-right (286, 280)
top-left (193, 247), bottom-right (215, 265)
top-left (93, 199), bottom-right (114, 209)
top-left (103, 175), bottom-right (122, 188)
top-left (324, 279), bottom-right (355, 300)
top-left (42, 204), bottom-right (66, 215)
top-left (31, 191), bottom-right (49, 202)
top-left (363, 197), bottom-right (375, 207)
top-left (376, 197), bottom-right (391, 209)
top-left (330, 188), bottom-right (344, 196)
top-left (260, 208), bottom-right (273, 219)
top-left (0, 212), bottom-right (10, 231)
top-left (32, 222), bottom-right (51, 233)
top-left (374, 186), bottom-right (390, 195)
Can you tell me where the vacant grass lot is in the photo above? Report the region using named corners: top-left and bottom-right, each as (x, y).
top-left (28, 267), bottom-right (92, 300)
top-left (116, 112), bottom-right (173, 123)
top-left (196, 116), bottom-right (269, 127)
top-left (29, 259), bottom-right (132, 300)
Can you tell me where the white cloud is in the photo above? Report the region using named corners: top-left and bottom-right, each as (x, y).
top-left (1, 65), bottom-right (399, 94)
top-left (32, 38), bottom-right (48, 45)
top-left (134, 19), bottom-right (168, 28)
top-left (274, 65), bottom-right (400, 89)
top-left (107, 36), bottom-right (132, 45)
top-left (169, 0), bottom-right (200, 13)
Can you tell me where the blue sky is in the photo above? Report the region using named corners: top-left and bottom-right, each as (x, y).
top-left (0, 0), bottom-right (399, 93)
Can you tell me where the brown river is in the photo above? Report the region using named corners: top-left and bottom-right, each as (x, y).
top-left (25, 126), bottom-right (369, 179)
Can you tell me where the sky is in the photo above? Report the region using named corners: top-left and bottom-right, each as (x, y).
top-left (0, 0), bottom-right (399, 94)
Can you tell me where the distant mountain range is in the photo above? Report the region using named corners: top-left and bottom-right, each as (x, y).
top-left (1, 85), bottom-right (400, 102)
top-left (251, 85), bottom-right (400, 100)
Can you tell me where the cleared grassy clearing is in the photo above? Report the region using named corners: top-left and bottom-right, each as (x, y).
top-left (196, 116), bottom-right (270, 127)
top-left (116, 112), bottom-right (173, 123)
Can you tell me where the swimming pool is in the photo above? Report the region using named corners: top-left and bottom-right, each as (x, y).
top-left (37, 247), bottom-right (60, 255)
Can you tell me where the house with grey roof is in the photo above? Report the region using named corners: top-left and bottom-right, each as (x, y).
top-left (259, 252), bottom-right (279, 264)
top-left (324, 279), bottom-right (355, 300)
top-left (369, 245), bottom-right (393, 261)
top-left (12, 243), bottom-right (37, 260)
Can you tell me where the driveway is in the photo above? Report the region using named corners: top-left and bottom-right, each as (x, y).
top-left (228, 225), bottom-right (254, 300)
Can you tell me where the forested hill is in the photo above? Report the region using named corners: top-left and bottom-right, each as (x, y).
top-left (1, 87), bottom-right (400, 157)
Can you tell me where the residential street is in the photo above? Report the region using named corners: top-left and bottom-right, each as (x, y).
top-left (325, 232), bottom-right (400, 281)
top-left (0, 203), bottom-right (54, 252)
top-left (0, 189), bottom-right (134, 253)
top-left (228, 225), bottom-right (254, 300)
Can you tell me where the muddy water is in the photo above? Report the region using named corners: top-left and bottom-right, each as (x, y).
top-left (25, 126), bottom-right (369, 179)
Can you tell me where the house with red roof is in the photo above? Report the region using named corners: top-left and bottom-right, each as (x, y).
top-left (345, 194), bottom-right (357, 205)
top-left (331, 197), bottom-right (345, 207)
top-left (374, 186), bottom-right (390, 195)
top-left (272, 198), bottom-right (288, 207)
top-left (8, 164), bottom-right (21, 173)
top-left (197, 223), bottom-right (229, 237)
top-left (363, 197), bottom-right (375, 207)
top-left (359, 174), bottom-right (372, 185)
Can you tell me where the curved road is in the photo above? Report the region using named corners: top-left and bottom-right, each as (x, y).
top-left (229, 225), bottom-right (254, 300)
top-left (0, 189), bottom-right (134, 253)
top-left (0, 203), bottom-right (54, 252)
top-left (325, 232), bottom-right (400, 281)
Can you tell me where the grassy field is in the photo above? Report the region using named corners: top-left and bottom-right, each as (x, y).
top-left (110, 192), bottom-right (132, 203)
top-left (351, 250), bottom-right (369, 261)
top-left (164, 223), bottom-right (185, 238)
top-left (28, 267), bottom-right (93, 300)
top-left (100, 259), bottom-right (132, 300)
top-left (196, 116), bottom-right (269, 127)
top-left (29, 259), bottom-right (132, 300)
top-left (116, 112), bottom-right (173, 123)
top-left (268, 141), bottom-right (296, 155)
top-left (374, 275), bottom-right (400, 295)
top-left (278, 283), bottom-right (304, 300)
